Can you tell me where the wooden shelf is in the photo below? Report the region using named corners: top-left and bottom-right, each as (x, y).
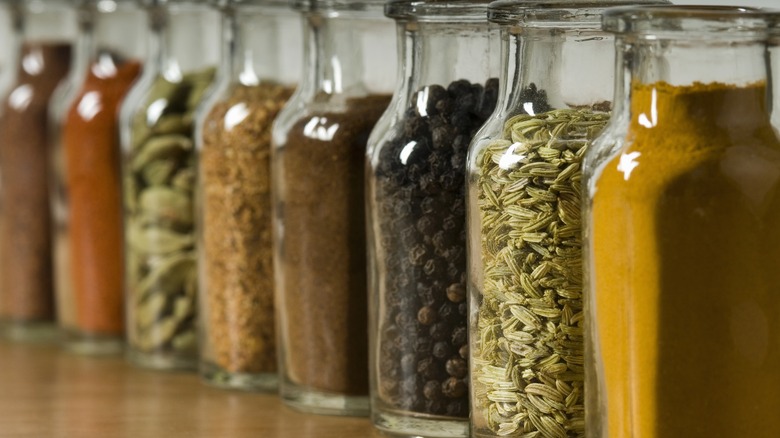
top-left (0, 339), bottom-right (380, 437)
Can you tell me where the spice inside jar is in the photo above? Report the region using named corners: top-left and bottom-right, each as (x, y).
top-left (0, 43), bottom-right (72, 331)
top-left (200, 82), bottom-right (293, 382)
top-left (277, 94), bottom-right (391, 397)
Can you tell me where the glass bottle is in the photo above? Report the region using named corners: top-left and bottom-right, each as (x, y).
top-left (583, 6), bottom-right (780, 437)
top-left (120, 0), bottom-right (219, 370)
top-left (195, 0), bottom-right (301, 391)
top-left (49, 0), bottom-right (145, 355)
top-left (0, 0), bottom-right (76, 341)
top-left (366, 0), bottom-right (496, 435)
top-left (465, 1), bottom-right (665, 436)
top-left (271, 0), bottom-right (395, 416)
top-left (0, 1), bottom-right (18, 98)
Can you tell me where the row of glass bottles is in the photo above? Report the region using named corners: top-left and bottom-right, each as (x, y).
top-left (2, 0), bottom-right (780, 436)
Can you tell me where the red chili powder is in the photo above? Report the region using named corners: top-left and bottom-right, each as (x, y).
top-left (62, 58), bottom-right (142, 334)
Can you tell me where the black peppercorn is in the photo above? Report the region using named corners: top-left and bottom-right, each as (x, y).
top-left (446, 357), bottom-right (468, 378)
top-left (430, 322), bottom-right (448, 341)
top-left (423, 257), bottom-right (446, 277)
top-left (417, 305), bottom-right (438, 325)
top-left (446, 400), bottom-right (467, 417)
top-left (408, 244), bottom-right (428, 266)
top-left (451, 326), bottom-right (467, 347)
top-left (401, 376), bottom-right (418, 396)
top-left (425, 399), bottom-right (446, 416)
top-left (442, 377), bottom-right (467, 398)
top-left (435, 97), bottom-right (455, 116)
top-left (400, 226), bottom-right (419, 248)
top-left (375, 79), bottom-right (498, 418)
top-left (401, 353), bottom-right (417, 374)
top-left (415, 337), bottom-right (432, 356)
top-left (423, 380), bottom-right (442, 401)
top-left (442, 215), bottom-right (458, 231)
top-left (446, 283), bottom-right (466, 303)
top-left (438, 302), bottom-right (460, 324)
top-left (420, 196), bottom-right (437, 214)
top-left (416, 283), bottom-right (436, 307)
top-left (459, 344), bottom-right (468, 359)
top-left (417, 357), bottom-right (442, 380)
top-left (432, 341), bottom-right (451, 360)
top-left (447, 79), bottom-right (471, 97)
top-left (425, 400), bottom-right (446, 415)
top-left (395, 311), bottom-right (416, 329)
top-left (420, 173), bottom-right (441, 195)
top-left (416, 215), bottom-right (436, 235)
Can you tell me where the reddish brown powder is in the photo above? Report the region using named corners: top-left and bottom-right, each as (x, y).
top-left (62, 57), bottom-right (142, 334)
top-left (0, 43), bottom-right (71, 322)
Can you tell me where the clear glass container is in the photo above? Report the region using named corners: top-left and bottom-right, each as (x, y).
top-left (365, 1), bottom-right (496, 435)
top-left (583, 6), bottom-right (780, 437)
top-left (48, 0), bottom-right (145, 355)
top-left (119, 0), bottom-right (219, 370)
top-left (271, 0), bottom-right (395, 416)
top-left (195, 0), bottom-right (301, 391)
top-left (0, 0), bottom-right (76, 341)
top-left (465, 1), bottom-right (665, 436)
top-left (0, 1), bottom-right (18, 98)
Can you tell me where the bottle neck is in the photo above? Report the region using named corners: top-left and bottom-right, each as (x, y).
top-left (69, 5), bottom-right (145, 83)
top-left (150, 3), bottom-right (220, 82)
top-left (21, 2), bottom-right (77, 43)
top-left (623, 37), bottom-right (772, 132)
top-left (299, 10), bottom-right (394, 99)
top-left (226, 6), bottom-right (301, 86)
top-left (496, 25), bottom-right (614, 117)
top-left (395, 19), bottom-right (492, 104)
top-left (91, 5), bottom-right (146, 62)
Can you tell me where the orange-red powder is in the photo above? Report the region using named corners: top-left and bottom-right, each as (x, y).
top-left (62, 59), bottom-right (141, 334)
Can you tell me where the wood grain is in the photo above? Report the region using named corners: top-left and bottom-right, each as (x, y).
top-left (0, 340), bottom-right (382, 437)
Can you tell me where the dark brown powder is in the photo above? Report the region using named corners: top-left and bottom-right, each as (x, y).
top-left (0, 43), bottom-right (71, 323)
top-left (277, 94), bottom-right (390, 395)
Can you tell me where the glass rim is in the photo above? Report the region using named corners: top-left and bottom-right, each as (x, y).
top-left (214, 0), bottom-right (290, 9)
top-left (385, 0), bottom-right (489, 22)
top-left (487, 0), bottom-right (668, 27)
top-left (140, 0), bottom-right (212, 7)
top-left (602, 5), bottom-right (780, 35)
top-left (292, 0), bottom-right (385, 13)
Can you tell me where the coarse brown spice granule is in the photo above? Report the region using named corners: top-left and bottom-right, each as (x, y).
top-left (200, 82), bottom-right (293, 374)
top-left (276, 94), bottom-right (391, 395)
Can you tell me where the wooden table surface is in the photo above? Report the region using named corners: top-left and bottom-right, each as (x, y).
top-left (0, 339), bottom-right (383, 438)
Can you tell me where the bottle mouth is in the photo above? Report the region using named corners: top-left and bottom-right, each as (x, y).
top-left (214, 0), bottom-right (291, 10)
top-left (384, 0), bottom-right (489, 23)
top-left (487, 0), bottom-right (669, 28)
top-left (602, 5), bottom-right (780, 37)
top-left (292, 0), bottom-right (386, 13)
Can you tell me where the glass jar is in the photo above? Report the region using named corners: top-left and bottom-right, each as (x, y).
top-left (49, 0), bottom-right (145, 355)
top-left (0, 0), bottom-right (76, 341)
top-left (0, 1), bottom-right (18, 98)
top-left (465, 1), bottom-right (665, 436)
top-left (583, 6), bottom-right (780, 437)
top-left (195, 0), bottom-right (301, 391)
top-left (120, 0), bottom-right (219, 370)
top-left (366, 0), bottom-right (496, 435)
top-left (271, 0), bottom-right (395, 416)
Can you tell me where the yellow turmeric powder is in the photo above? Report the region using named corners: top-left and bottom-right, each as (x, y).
top-left (590, 81), bottom-right (780, 437)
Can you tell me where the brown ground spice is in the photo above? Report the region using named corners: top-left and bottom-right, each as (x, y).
top-left (0, 43), bottom-right (71, 322)
top-left (277, 94), bottom-right (390, 395)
